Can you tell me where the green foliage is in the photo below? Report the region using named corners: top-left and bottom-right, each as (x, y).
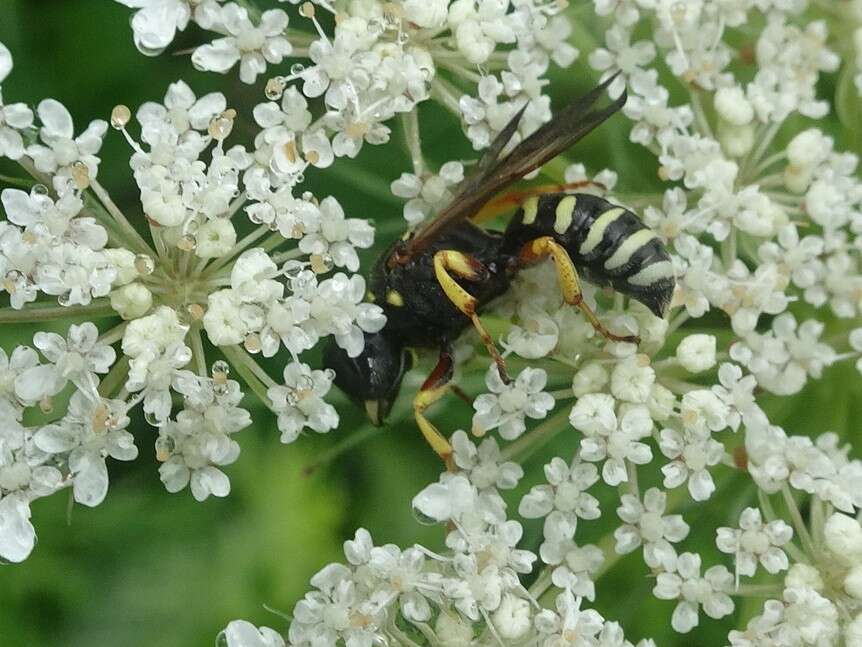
top-left (0, 1), bottom-right (860, 645)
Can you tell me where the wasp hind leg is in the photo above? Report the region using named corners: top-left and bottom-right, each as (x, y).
top-left (433, 250), bottom-right (511, 383)
top-left (519, 236), bottom-right (640, 345)
top-left (414, 351), bottom-right (458, 471)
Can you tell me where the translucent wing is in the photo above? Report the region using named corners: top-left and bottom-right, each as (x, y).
top-left (403, 74), bottom-right (626, 259)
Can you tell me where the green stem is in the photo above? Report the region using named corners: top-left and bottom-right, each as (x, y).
top-left (221, 345), bottom-right (275, 408)
top-left (89, 178), bottom-right (156, 257)
top-left (0, 299), bottom-right (116, 323)
top-left (781, 484), bottom-right (818, 559)
top-left (501, 408), bottom-right (571, 463)
top-left (98, 356), bottom-right (130, 399)
top-left (301, 425), bottom-right (386, 476)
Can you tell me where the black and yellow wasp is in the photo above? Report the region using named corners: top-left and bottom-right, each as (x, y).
top-left (323, 75), bottom-right (675, 468)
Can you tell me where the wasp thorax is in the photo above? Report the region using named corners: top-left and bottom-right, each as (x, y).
top-left (110, 104), bottom-right (131, 129)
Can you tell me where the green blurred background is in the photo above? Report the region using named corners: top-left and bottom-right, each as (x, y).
top-left (0, 2), bottom-right (859, 645)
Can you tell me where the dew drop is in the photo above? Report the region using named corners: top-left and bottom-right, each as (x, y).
top-left (154, 435), bottom-right (175, 462)
top-left (32, 184), bottom-right (49, 196)
top-left (144, 410), bottom-right (166, 427)
top-left (212, 360), bottom-right (230, 379)
top-left (265, 76), bottom-right (287, 101)
top-left (290, 63), bottom-right (306, 76)
top-left (411, 504), bottom-right (439, 526)
top-left (134, 254), bottom-right (155, 275)
top-left (309, 253), bottom-right (334, 274)
top-left (243, 333), bottom-right (262, 354)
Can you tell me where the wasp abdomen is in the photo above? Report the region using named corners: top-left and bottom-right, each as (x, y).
top-left (502, 193), bottom-right (675, 318)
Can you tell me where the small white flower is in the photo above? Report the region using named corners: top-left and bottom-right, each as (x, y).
top-left (472, 366), bottom-right (554, 440)
top-left (676, 334), bottom-right (716, 373)
top-left (27, 99), bottom-right (107, 179)
top-left (716, 507), bottom-right (792, 580)
top-left (221, 620), bottom-right (284, 647)
top-left (575, 402), bottom-right (654, 486)
top-left (653, 552), bottom-right (734, 633)
top-left (615, 487), bottom-right (689, 569)
top-left (659, 427), bottom-right (723, 501)
top-left (268, 361), bottom-right (338, 444)
top-left (519, 456), bottom-right (600, 529)
top-left (192, 5), bottom-right (291, 84)
top-left (610, 354), bottom-right (655, 403)
top-left (451, 430), bottom-right (523, 491)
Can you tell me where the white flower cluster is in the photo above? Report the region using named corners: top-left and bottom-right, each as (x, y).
top-left (220, 1), bottom-right (862, 643)
top-left (3, 0), bottom-right (862, 643)
top-left (0, 36), bottom-right (385, 561)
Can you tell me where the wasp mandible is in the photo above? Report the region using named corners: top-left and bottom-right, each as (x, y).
top-left (323, 75), bottom-right (675, 469)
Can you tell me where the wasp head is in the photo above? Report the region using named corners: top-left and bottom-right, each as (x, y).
top-left (322, 331), bottom-right (410, 426)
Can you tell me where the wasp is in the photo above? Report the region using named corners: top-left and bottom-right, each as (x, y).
top-left (322, 75), bottom-right (675, 469)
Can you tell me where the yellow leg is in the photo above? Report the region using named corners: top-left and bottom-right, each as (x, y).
top-left (472, 180), bottom-right (605, 224)
top-left (519, 237), bottom-right (640, 344)
top-left (433, 250), bottom-right (511, 383)
top-left (414, 352), bottom-right (457, 471)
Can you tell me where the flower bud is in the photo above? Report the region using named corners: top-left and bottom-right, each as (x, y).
top-left (104, 248), bottom-right (138, 286)
top-left (848, 613), bottom-right (862, 647)
top-left (572, 361), bottom-right (608, 397)
top-left (824, 512), bottom-right (862, 565)
top-left (718, 122), bottom-right (755, 158)
top-left (714, 86), bottom-right (753, 126)
top-left (434, 610), bottom-right (474, 647)
top-left (846, 566), bottom-right (862, 600)
top-left (492, 595), bottom-right (532, 641)
top-left (110, 283), bottom-right (153, 320)
top-left (784, 562), bottom-right (824, 591)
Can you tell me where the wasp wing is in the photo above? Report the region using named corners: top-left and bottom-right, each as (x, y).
top-left (405, 74), bottom-right (626, 258)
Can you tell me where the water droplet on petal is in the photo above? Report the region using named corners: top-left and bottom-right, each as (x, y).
top-left (411, 504), bottom-right (439, 526)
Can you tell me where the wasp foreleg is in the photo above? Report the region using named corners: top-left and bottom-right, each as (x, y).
top-left (519, 236), bottom-right (640, 345)
top-left (433, 250), bottom-right (511, 383)
top-left (414, 351), bottom-right (457, 471)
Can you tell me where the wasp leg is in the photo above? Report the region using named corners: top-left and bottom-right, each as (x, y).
top-left (472, 180), bottom-right (606, 224)
top-left (433, 250), bottom-right (511, 383)
top-left (414, 351), bottom-right (457, 471)
top-left (519, 236), bottom-right (640, 344)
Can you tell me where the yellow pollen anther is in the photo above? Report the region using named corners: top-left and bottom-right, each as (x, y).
top-left (283, 140), bottom-right (298, 163)
top-left (305, 149), bottom-right (320, 164)
top-left (71, 161), bottom-right (91, 190)
top-left (299, 2), bottom-right (315, 18)
top-left (110, 104), bottom-right (131, 129)
top-left (345, 121), bottom-right (369, 139)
